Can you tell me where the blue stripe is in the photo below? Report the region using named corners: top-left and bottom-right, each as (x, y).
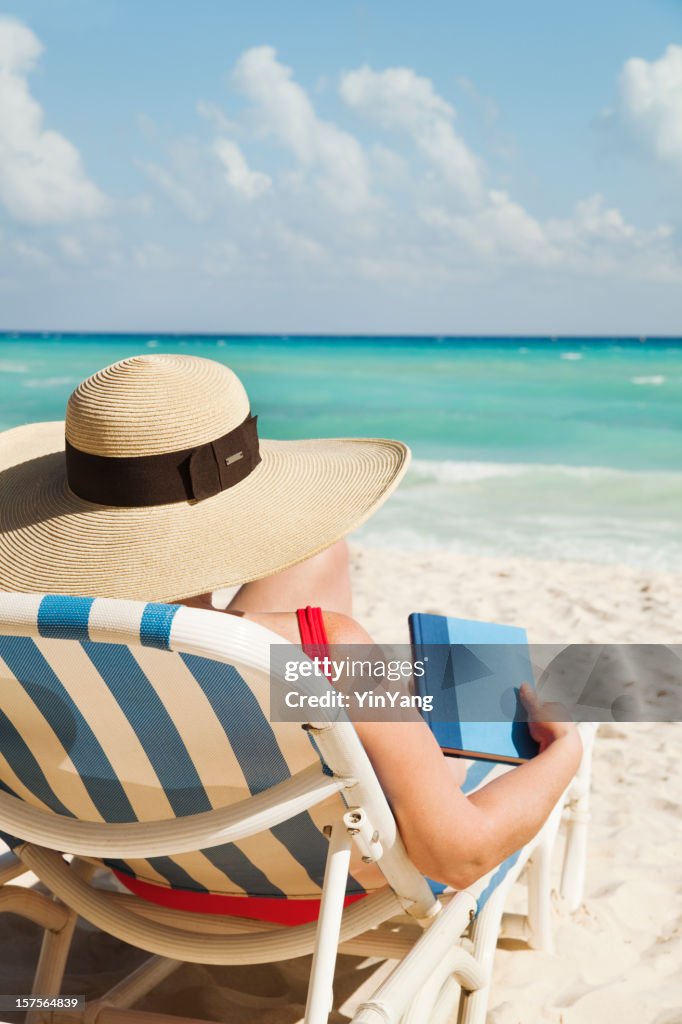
top-left (0, 776), bottom-right (47, 851)
top-left (83, 642), bottom-right (283, 896)
top-left (181, 654), bottom-right (364, 894)
top-left (306, 732), bottom-right (333, 777)
top-left (104, 855), bottom-right (210, 893)
top-left (0, 637), bottom-right (136, 823)
top-left (426, 876), bottom-right (448, 896)
top-left (140, 603), bottom-right (179, 651)
top-left (461, 760), bottom-right (497, 794)
top-left (37, 596), bottom-right (94, 641)
top-left (199, 843), bottom-right (287, 898)
top-left (475, 850), bottom-right (521, 915)
top-left (0, 708), bottom-right (75, 818)
top-left (82, 642), bottom-right (210, 818)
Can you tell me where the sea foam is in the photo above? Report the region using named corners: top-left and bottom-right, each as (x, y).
top-left (0, 361), bottom-right (29, 373)
top-left (23, 376), bottom-right (76, 389)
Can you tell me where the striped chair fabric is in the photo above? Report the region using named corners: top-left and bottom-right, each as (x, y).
top-left (0, 595), bottom-right (517, 919)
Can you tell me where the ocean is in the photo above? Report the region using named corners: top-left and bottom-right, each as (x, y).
top-left (1, 333), bottom-right (681, 571)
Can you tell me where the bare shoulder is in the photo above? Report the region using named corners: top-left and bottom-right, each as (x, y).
top-left (178, 593), bottom-right (373, 646)
top-left (321, 611), bottom-right (374, 645)
top-left (219, 608), bottom-right (373, 646)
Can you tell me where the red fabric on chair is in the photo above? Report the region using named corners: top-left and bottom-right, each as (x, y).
top-left (113, 870), bottom-right (364, 924)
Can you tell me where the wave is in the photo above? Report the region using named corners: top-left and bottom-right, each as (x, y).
top-left (408, 460), bottom-right (530, 484)
top-left (356, 519), bottom-right (682, 572)
top-left (407, 459), bottom-right (681, 486)
top-left (560, 352), bottom-right (583, 360)
top-left (356, 458), bottom-right (682, 571)
top-left (22, 376), bottom-right (76, 389)
top-left (0, 361), bottom-right (29, 373)
top-left (631, 375), bottom-right (665, 385)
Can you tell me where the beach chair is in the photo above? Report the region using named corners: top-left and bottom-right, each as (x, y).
top-left (0, 594), bottom-right (582, 1024)
top-left (558, 720), bottom-right (598, 912)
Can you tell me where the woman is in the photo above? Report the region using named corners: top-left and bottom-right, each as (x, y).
top-left (183, 546), bottom-right (581, 891)
top-left (0, 352), bottom-right (581, 893)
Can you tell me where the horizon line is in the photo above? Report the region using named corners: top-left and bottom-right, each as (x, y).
top-left (2, 331), bottom-right (682, 341)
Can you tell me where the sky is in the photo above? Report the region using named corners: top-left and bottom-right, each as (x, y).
top-left (0, 0), bottom-right (681, 334)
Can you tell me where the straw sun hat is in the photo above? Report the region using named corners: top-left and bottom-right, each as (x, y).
top-left (0, 354), bottom-right (410, 601)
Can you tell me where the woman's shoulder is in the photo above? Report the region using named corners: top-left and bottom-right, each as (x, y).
top-left (228, 608), bottom-right (373, 646)
top-left (179, 594), bottom-right (373, 645)
top-left (320, 611), bottom-right (373, 644)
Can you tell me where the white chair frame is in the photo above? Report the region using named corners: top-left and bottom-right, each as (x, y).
top-left (0, 599), bottom-right (596, 1024)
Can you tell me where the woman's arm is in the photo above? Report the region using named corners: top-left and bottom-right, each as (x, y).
top-left (186, 601), bottom-right (582, 891)
top-left (356, 714), bottom-right (580, 889)
top-left (322, 612), bottom-right (582, 890)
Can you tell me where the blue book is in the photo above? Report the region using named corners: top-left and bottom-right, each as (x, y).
top-left (409, 613), bottom-right (540, 764)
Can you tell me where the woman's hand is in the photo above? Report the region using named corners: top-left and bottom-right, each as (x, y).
top-left (519, 681), bottom-right (579, 753)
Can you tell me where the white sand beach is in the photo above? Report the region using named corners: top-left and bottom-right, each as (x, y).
top-left (1, 545), bottom-right (680, 1023)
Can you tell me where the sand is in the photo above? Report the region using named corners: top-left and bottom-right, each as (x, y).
top-left (1, 545), bottom-right (680, 1023)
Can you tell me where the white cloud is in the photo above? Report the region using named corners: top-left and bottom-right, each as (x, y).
top-left (422, 190), bottom-right (679, 281)
top-left (339, 61), bottom-right (681, 280)
top-left (422, 190), bottom-right (556, 264)
top-left (58, 234), bottom-right (85, 262)
top-left (0, 16), bottom-right (107, 224)
top-left (340, 64), bottom-right (484, 204)
top-left (13, 238), bottom-right (50, 267)
top-left (197, 100), bottom-right (236, 135)
top-left (233, 45), bottom-right (373, 212)
top-left (369, 143), bottom-right (412, 189)
top-left (615, 44), bottom-right (682, 168)
top-left (336, 60), bottom-right (679, 279)
top-left (0, 13), bottom-right (41, 72)
top-left (213, 138), bottom-right (271, 199)
top-left (547, 195), bottom-right (638, 245)
top-left (545, 196), bottom-right (679, 281)
top-left (275, 222), bottom-right (326, 262)
top-left (141, 162), bottom-right (208, 220)
top-left (1, 38), bottom-right (678, 314)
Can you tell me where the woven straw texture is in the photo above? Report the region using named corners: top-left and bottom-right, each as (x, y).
top-left (0, 355), bottom-right (410, 601)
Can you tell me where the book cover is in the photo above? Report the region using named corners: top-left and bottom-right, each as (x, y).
top-left (409, 612), bottom-right (540, 764)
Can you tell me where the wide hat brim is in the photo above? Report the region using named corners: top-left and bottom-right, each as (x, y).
top-left (0, 421), bottom-right (410, 602)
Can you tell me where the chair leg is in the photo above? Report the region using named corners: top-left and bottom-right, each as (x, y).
top-left (304, 819), bottom-right (353, 1024)
top-left (429, 974), bottom-right (465, 1024)
top-left (352, 893), bottom-right (481, 1024)
top-left (26, 859), bottom-right (97, 1024)
top-left (402, 945), bottom-right (477, 1024)
top-left (560, 803), bottom-right (590, 913)
top-left (560, 724), bottom-right (596, 912)
top-left (0, 886), bottom-right (71, 932)
top-left (456, 885), bottom-right (507, 1024)
top-left (526, 836), bottom-right (554, 954)
top-left (0, 848), bottom-right (28, 885)
top-left (83, 957), bottom-right (183, 1024)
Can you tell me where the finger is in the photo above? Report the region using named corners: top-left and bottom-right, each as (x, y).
top-left (519, 682), bottom-right (539, 710)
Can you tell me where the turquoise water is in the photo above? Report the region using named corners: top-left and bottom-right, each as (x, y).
top-left (1, 334), bottom-right (681, 570)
